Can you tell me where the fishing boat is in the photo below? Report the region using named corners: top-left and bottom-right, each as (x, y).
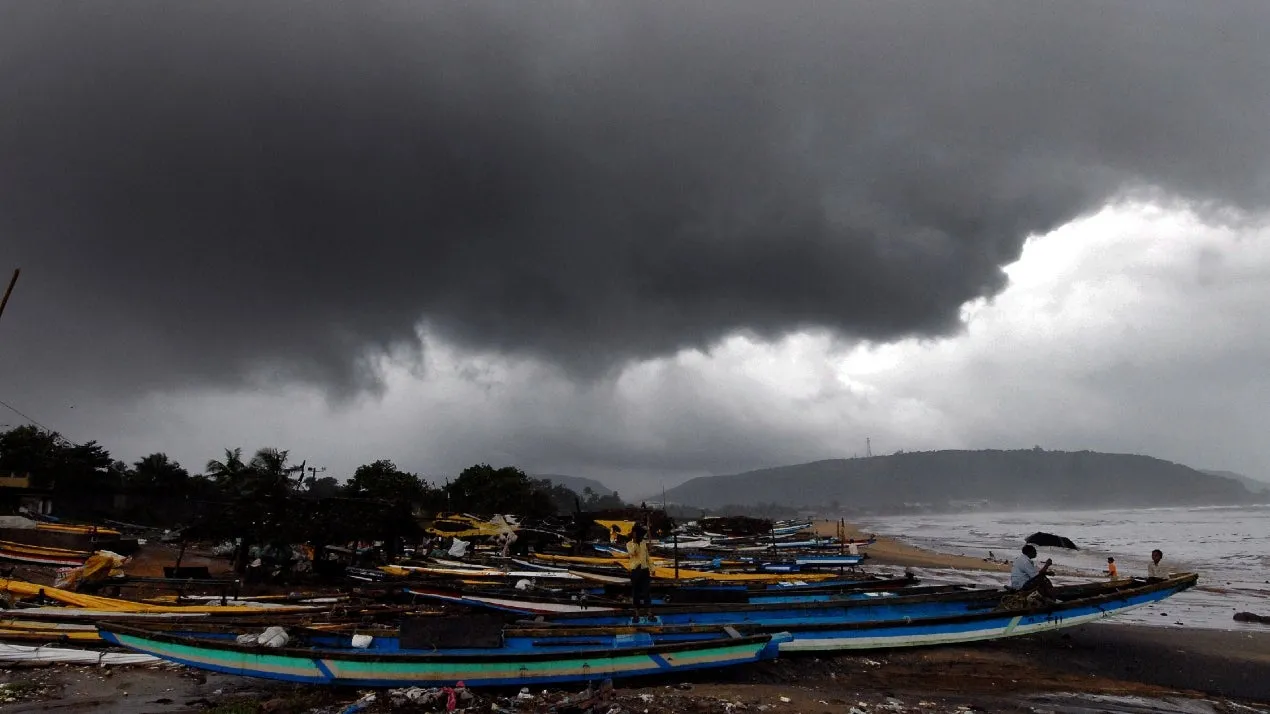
top-left (97, 619), bottom-right (791, 687)
top-left (526, 552), bottom-right (842, 583)
top-left (0, 578), bottom-right (348, 625)
top-left (526, 574), bottom-right (1198, 652)
top-left (404, 580), bottom-right (970, 616)
top-left (35, 522), bottom-right (122, 538)
top-left (0, 540), bottom-right (92, 567)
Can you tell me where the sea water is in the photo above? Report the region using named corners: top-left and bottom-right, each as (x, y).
top-left (860, 504), bottom-right (1270, 631)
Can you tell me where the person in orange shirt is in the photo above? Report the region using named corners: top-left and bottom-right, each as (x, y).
top-left (1105, 557), bottom-right (1118, 578)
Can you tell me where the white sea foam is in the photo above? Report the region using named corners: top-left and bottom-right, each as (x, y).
top-left (860, 504), bottom-right (1270, 631)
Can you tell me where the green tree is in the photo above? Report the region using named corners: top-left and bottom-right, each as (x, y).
top-left (0, 427), bottom-right (113, 491)
top-left (0, 426), bottom-right (61, 485)
top-left (61, 440), bottom-right (114, 490)
top-left (446, 464), bottom-right (554, 517)
top-left (581, 486), bottom-right (626, 511)
top-left (305, 476), bottom-right (344, 500)
top-left (345, 460), bottom-right (425, 503)
top-left (249, 448), bottom-right (291, 480)
top-left (127, 453), bottom-right (190, 496)
top-left (205, 447), bottom-right (248, 486)
top-left (535, 478), bottom-right (583, 514)
top-left (195, 446), bottom-right (301, 573)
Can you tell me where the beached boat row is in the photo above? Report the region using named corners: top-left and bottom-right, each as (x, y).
top-left (0, 511), bottom-right (1199, 691)
top-left (85, 573), bottom-right (1196, 687)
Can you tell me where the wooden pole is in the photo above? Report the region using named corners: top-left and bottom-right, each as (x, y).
top-left (673, 529), bottom-right (679, 581)
top-left (839, 518), bottom-right (846, 575)
top-left (0, 269), bottom-right (19, 323)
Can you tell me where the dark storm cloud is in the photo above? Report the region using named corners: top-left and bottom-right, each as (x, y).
top-left (2, 2), bottom-right (1269, 398)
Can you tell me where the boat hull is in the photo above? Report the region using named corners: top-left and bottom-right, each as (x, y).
top-left (0, 540), bottom-right (91, 567)
top-left (772, 574), bottom-right (1195, 651)
top-left (535, 575), bottom-right (1198, 652)
top-left (97, 625), bottom-right (787, 687)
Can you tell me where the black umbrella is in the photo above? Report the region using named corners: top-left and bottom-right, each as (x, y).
top-left (1025, 531), bottom-right (1079, 550)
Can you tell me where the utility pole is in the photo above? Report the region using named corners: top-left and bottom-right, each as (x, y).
top-left (0, 269), bottom-right (19, 324)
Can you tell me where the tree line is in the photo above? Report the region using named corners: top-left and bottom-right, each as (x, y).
top-left (0, 424), bottom-right (627, 535)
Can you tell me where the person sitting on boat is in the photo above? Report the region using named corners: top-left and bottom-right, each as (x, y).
top-left (1146, 549), bottom-right (1167, 582)
top-left (1009, 545), bottom-right (1057, 602)
top-left (627, 523), bottom-right (653, 620)
top-left (610, 525), bottom-right (623, 545)
top-left (1105, 557), bottom-right (1118, 578)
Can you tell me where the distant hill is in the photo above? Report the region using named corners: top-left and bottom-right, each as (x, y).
top-left (1201, 469), bottom-right (1270, 495)
top-left (661, 449), bottom-right (1249, 513)
top-left (534, 474), bottom-right (618, 497)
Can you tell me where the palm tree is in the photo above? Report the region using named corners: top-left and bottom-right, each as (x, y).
top-left (249, 448), bottom-right (290, 479)
top-left (130, 453), bottom-right (189, 493)
top-left (205, 448), bottom-right (246, 485)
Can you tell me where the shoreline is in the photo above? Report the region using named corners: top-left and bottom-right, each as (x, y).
top-left (813, 518), bottom-right (1009, 572)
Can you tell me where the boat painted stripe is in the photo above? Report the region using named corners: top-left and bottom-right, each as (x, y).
top-left (312, 643), bottom-right (765, 684)
top-left (111, 634), bottom-right (322, 678)
top-left (649, 653), bottom-right (672, 670)
top-left (313, 658), bottom-right (336, 682)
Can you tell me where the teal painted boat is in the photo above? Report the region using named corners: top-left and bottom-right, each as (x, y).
top-left (96, 621), bottom-right (790, 688)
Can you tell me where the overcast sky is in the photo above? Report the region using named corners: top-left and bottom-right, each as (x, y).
top-left (2, 3), bottom-right (1269, 497)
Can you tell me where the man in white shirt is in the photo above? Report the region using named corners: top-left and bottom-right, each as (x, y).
top-left (1146, 549), bottom-right (1166, 581)
top-left (1009, 545), bottom-right (1056, 601)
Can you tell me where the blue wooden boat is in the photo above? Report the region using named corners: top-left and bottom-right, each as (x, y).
top-left (97, 618), bottom-right (791, 687)
top-left (403, 580), bottom-right (968, 616)
top-left (526, 574), bottom-right (1198, 652)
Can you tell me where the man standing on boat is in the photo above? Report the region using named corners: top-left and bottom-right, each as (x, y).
top-left (628, 523), bottom-right (653, 620)
top-left (1009, 544), bottom-right (1057, 602)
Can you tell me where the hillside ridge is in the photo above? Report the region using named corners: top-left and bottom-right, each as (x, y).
top-left (533, 473), bottom-right (618, 497)
top-left (661, 449), bottom-right (1250, 513)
